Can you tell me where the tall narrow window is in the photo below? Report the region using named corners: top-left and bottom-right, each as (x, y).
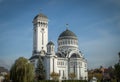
top-left (59, 70), bottom-right (61, 75)
top-left (63, 70), bottom-right (64, 77)
top-left (41, 28), bottom-right (44, 45)
top-left (68, 40), bottom-right (70, 44)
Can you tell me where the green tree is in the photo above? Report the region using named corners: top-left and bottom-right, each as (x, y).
top-left (10, 57), bottom-right (34, 82)
top-left (114, 63), bottom-right (120, 81)
top-left (94, 73), bottom-right (102, 81)
top-left (88, 73), bottom-right (93, 81)
top-left (3, 73), bottom-right (10, 82)
top-left (50, 72), bottom-right (60, 81)
top-left (107, 66), bottom-right (115, 79)
top-left (114, 52), bottom-right (120, 81)
top-left (68, 73), bottom-right (76, 80)
top-left (35, 56), bottom-right (45, 80)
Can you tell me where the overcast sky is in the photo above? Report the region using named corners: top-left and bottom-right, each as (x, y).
top-left (0, 0), bottom-right (120, 69)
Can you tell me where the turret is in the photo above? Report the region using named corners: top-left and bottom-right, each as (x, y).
top-left (47, 41), bottom-right (55, 55)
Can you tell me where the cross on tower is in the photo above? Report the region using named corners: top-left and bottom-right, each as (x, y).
top-left (40, 8), bottom-right (42, 13)
top-left (66, 24), bottom-right (69, 30)
top-left (41, 28), bottom-right (45, 45)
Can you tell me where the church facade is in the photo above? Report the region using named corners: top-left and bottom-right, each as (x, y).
top-left (29, 13), bottom-right (88, 80)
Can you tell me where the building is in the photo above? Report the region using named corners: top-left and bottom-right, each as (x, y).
top-left (0, 67), bottom-right (8, 76)
top-left (0, 66), bottom-right (8, 82)
top-left (30, 13), bottom-right (88, 80)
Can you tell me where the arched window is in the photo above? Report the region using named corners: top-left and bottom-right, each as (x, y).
top-left (63, 40), bottom-right (64, 45)
top-left (68, 40), bottom-right (70, 44)
top-left (52, 46), bottom-right (53, 51)
top-left (70, 40), bottom-right (72, 44)
top-left (65, 40), bottom-right (67, 44)
top-left (70, 53), bottom-right (80, 58)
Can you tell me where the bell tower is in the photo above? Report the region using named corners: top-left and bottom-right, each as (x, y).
top-left (32, 13), bottom-right (48, 55)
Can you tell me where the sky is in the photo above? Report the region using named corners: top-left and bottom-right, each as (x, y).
top-left (0, 0), bottom-right (120, 70)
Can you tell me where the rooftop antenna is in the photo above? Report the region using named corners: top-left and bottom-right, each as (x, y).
top-left (66, 24), bottom-right (69, 30)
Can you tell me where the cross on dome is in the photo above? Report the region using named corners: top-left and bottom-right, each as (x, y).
top-left (66, 24), bottom-right (69, 30)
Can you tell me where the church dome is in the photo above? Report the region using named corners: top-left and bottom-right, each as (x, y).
top-left (47, 41), bottom-right (54, 45)
top-left (34, 13), bottom-right (48, 20)
top-left (57, 29), bottom-right (79, 52)
top-left (58, 29), bottom-right (77, 40)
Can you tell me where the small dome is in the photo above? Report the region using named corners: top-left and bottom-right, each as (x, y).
top-left (34, 13), bottom-right (48, 20)
top-left (58, 29), bottom-right (77, 40)
top-left (47, 41), bottom-right (54, 45)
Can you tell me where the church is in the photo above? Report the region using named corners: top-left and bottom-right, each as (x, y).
top-left (29, 13), bottom-right (88, 80)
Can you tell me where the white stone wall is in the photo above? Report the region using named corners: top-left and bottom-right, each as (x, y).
top-left (45, 55), bottom-right (58, 80)
top-left (57, 58), bottom-right (67, 80)
top-left (33, 17), bottom-right (48, 54)
top-left (54, 56), bottom-right (88, 80)
top-left (31, 13), bottom-right (88, 80)
top-left (45, 56), bottom-right (50, 79)
top-left (47, 45), bottom-right (55, 55)
top-left (58, 39), bottom-right (78, 52)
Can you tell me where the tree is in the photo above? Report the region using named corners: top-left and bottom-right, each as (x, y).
top-left (35, 56), bottom-right (45, 80)
top-left (68, 73), bottom-right (76, 80)
top-left (88, 73), bottom-right (93, 81)
top-left (114, 63), bottom-right (120, 81)
top-left (3, 73), bottom-right (10, 82)
top-left (94, 73), bottom-right (102, 80)
top-left (107, 66), bottom-right (115, 79)
top-left (10, 57), bottom-right (34, 82)
top-left (114, 52), bottom-right (120, 81)
top-left (50, 72), bottom-right (60, 81)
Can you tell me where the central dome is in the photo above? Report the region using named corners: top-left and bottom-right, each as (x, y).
top-left (58, 29), bottom-right (77, 40)
top-left (57, 29), bottom-right (79, 52)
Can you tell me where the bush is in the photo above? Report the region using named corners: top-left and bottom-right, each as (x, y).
top-left (38, 80), bottom-right (58, 82)
top-left (62, 80), bottom-right (87, 82)
top-left (37, 80), bottom-right (87, 82)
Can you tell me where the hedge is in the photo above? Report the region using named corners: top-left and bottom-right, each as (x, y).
top-left (62, 80), bottom-right (87, 82)
top-left (38, 80), bottom-right (87, 82)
